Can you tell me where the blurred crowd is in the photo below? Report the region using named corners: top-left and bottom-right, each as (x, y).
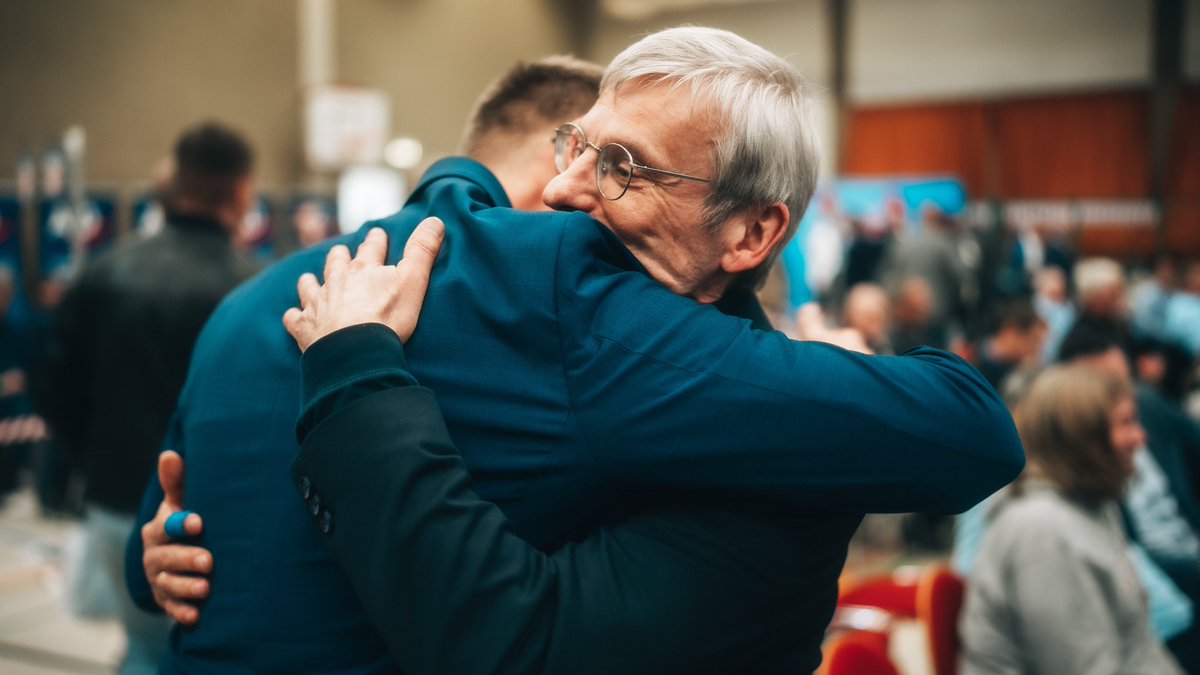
top-left (773, 202), bottom-right (1200, 419)
top-left (779, 202), bottom-right (1200, 671)
top-left (0, 95), bottom-right (1194, 675)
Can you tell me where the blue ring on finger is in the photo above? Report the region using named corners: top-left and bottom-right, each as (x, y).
top-left (165, 511), bottom-right (195, 540)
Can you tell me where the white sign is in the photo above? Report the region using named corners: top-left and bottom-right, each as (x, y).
top-left (305, 86), bottom-right (390, 170)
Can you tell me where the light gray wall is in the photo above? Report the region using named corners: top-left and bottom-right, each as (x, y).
top-left (0, 0), bottom-right (1193, 187)
top-left (587, 0), bottom-right (1179, 103)
top-left (0, 0), bottom-right (299, 186)
top-left (586, 1), bottom-right (827, 83)
top-left (0, 0), bottom-right (572, 186)
top-left (848, 0), bottom-right (1152, 102)
top-left (337, 0), bottom-right (573, 167)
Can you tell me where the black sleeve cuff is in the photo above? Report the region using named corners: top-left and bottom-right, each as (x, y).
top-left (296, 323), bottom-right (419, 442)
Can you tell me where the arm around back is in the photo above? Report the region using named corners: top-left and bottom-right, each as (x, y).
top-left (554, 222), bottom-right (1024, 514)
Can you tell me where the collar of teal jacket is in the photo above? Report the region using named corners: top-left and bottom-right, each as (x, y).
top-left (411, 156), bottom-right (512, 210)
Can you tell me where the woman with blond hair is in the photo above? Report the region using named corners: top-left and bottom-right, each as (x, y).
top-left (960, 365), bottom-right (1183, 674)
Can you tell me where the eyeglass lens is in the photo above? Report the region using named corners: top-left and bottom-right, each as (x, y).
top-left (553, 126), bottom-right (582, 173)
top-left (596, 145), bottom-right (632, 200)
top-left (554, 125), bottom-right (634, 201)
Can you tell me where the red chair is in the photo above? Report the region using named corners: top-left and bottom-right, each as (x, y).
top-left (820, 630), bottom-right (901, 675)
top-left (917, 567), bottom-right (966, 675)
top-left (833, 565), bottom-right (967, 675)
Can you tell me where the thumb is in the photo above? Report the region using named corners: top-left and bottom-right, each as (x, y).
top-left (400, 217), bottom-right (445, 273)
top-left (158, 450), bottom-right (186, 509)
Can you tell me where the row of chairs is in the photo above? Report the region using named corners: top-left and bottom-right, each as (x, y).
top-left (820, 565), bottom-right (965, 675)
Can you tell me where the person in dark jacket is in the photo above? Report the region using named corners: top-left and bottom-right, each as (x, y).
top-left (39, 122), bottom-right (258, 674)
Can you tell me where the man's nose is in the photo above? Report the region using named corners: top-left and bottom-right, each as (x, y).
top-left (542, 152), bottom-right (601, 214)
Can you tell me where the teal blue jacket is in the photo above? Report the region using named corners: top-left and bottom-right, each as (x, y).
top-left (128, 158), bottom-right (1023, 673)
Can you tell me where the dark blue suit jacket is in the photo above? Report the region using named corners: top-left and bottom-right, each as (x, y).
top-left (128, 158), bottom-right (1022, 673)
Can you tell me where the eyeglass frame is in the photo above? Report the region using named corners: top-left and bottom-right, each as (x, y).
top-left (552, 122), bottom-right (713, 201)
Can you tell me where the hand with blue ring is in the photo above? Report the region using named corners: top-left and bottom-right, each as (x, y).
top-left (140, 450), bottom-right (212, 625)
top-left (164, 510), bottom-right (196, 540)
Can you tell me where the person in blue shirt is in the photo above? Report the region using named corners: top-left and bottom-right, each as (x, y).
top-left (131, 30), bottom-right (1023, 674)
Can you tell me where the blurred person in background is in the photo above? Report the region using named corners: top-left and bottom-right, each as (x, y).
top-left (1032, 265), bottom-right (1074, 364)
top-left (1165, 260), bottom-right (1200, 358)
top-left (1129, 335), bottom-right (1194, 404)
top-left (1132, 256), bottom-right (1179, 343)
top-left (841, 282), bottom-right (892, 354)
top-left (799, 191), bottom-right (845, 302)
top-left (1059, 322), bottom-right (1200, 668)
top-left (971, 299), bottom-right (1046, 396)
top-left (959, 365), bottom-right (1183, 675)
top-left (38, 122), bottom-right (259, 674)
top-left (841, 197), bottom-right (902, 291)
top-left (1059, 326), bottom-right (1200, 583)
top-left (997, 221), bottom-right (1074, 300)
top-left (0, 265), bottom-right (44, 500)
top-left (1069, 256), bottom-right (1131, 346)
top-left (879, 206), bottom-right (968, 342)
top-left (996, 221), bottom-right (1041, 297)
top-left (889, 275), bottom-right (944, 352)
top-left (293, 199), bottom-right (337, 248)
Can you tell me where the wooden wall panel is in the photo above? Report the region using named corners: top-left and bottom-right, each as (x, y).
top-left (843, 89), bottom-right (1198, 257)
top-left (1076, 227), bottom-right (1158, 258)
top-left (994, 91), bottom-right (1148, 198)
top-left (1168, 87), bottom-right (1200, 199)
top-left (843, 102), bottom-right (989, 195)
top-left (1165, 203), bottom-right (1200, 256)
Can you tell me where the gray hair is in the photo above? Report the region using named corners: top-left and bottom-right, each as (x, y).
top-left (1073, 257), bottom-right (1125, 304)
top-left (603, 26), bottom-right (820, 288)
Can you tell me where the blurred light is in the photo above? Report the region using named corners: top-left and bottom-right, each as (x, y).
top-left (384, 137), bottom-right (423, 170)
top-left (63, 125), bottom-right (86, 155)
top-left (337, 165), bottom-right (406, 234)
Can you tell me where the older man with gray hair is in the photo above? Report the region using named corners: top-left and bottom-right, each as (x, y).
top-left (137, 28), bottom-right (1021, 674)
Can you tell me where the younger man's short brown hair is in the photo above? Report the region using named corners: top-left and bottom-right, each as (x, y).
top-left (459, 55), bottom-right (603, 159)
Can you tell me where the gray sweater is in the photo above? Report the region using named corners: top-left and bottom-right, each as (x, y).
top-left (959, 481), bottom-right (1182, 674)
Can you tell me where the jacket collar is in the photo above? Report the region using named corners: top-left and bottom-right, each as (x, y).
top-left (408, 157), bottom-right (511, 210)
top-left (165, 212), bottom-right (231, 237)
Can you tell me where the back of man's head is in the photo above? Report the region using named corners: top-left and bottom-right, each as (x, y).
top-left (458, 56), bottom-right (602, 211)
top-left (990, 299), bottom-right (1042, 336)
top-left (603, 26), bottom-right (820, 288)
top-left (460, 56), bottom-right (603, 162)
top-left (1073, 257), bottom-right (1125, 317)
top-left (167, 122), bottom-right (254, 221)
top-left (1058, 319), bottom-right (1131, 382)
top-left (843, 283), bottom-right (890, 343)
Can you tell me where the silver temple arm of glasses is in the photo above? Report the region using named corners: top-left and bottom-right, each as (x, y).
top-left (632, 163), bottom-right (713, 184)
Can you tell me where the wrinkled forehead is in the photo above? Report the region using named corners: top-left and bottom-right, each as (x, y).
top-left (600, 76), bottom-right (722, 126)
top-left (580, 79), bottom-right (721, 169)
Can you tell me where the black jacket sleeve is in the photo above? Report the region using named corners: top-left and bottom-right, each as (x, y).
top-left (292, 383), bottom-right (857, 675)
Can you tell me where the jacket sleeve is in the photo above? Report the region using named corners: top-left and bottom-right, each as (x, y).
top-left (293, 381), bottom-right (850, 675)
top-left (554, 223), bottom-right (1024, 514)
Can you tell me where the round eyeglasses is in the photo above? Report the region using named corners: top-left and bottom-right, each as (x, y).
top-left (552, 123), bottom-right (712, 201)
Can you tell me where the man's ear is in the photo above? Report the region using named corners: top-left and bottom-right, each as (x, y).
top-left (719, 202), bottom-right (790, 275)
